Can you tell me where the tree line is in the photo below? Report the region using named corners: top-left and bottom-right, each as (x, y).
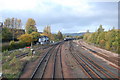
top-left (2, 18), bottom-right (63, 51)
top-left (2, 28), bottom-right (25, 42)
top-left (3, 18), bottom-right (22, 29)
top-left (83, 25), bottom-right (120, 54)
top-left (19, 18), bottom-right (63, 44)
top-left (2, 18), bottom-right (24, 42)
top-left (2, 18), bottom-right (63, 42)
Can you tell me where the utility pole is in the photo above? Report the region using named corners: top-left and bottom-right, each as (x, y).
top-left (12, 18), bottom-right (15, 41)
top-left (0, 22), bottom-right (3, 27)
top-left (0, 17), bottom-right (3, 27)
top-left (31, 41), bottom-right (33, 48)
top-left (12, 26), bottom-right (14, 41)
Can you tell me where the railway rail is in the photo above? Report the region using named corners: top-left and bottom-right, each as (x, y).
top-left (25, 40), bottom-right (119, 79)
top-left (16, 52), bottom-right (29, 58)
top-left (69, 42), bottom-right (100, 79)
top-left (78, 41), bottom-right (120, 66)
top-left (15, 44), bottom-right (51, 58)
top-left (30, 42), bottom-right (64, 80)
top-left (69, 41), bottom-right (119, 79)
top-left (53, 43), bottom-right (64, 79)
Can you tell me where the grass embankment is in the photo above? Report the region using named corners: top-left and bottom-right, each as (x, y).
top-left (2, 44), bottom-right (46, 79)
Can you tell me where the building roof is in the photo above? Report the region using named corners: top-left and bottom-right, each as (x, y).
top-left (39, 36), bottom-right (49, 38)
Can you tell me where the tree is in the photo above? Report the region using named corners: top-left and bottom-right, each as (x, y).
top-left (43, 25), bottom-right (55, 40)
top-left (43, 25), bottom-right (51, 34)
top-left (25, 18), bottom-right (37, 34)
top-left (105, 42), bottom-right (111, 50)
top-left (97, 25), bottom-right (104, 33)
top-left (83, 25), bottom-right (120, 53)
top-left (99, 39), bottom-right (105, 48)
top-left (18, 34), bottom-right (33, 43)
top-left (14, 18), bottom-right (18, 28)
top-left (11, 18), bottom-right (15, 28)
top-left (17, 19), bottom-right (22, 29)
top-left (3, 18), bottom-right (22, 29)
top-left (31, 32), bottom-right (40, 42)
top-left (57, 31), bottom-right (63, 40)
top-left (2, 27), bottom-right (12, 42)
top-left (86, 29), bottom-right (90, 33)
top-left (4, 18), bottom-right (11, 28)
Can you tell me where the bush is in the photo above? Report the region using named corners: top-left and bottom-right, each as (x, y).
top-left (2, 45), bottom-right (9, 51)
top-left (9, 41), bottom-right (15, 45)
top-left (2, 41), bottom-right (31, 52)
top-left (3, 50), bottom-right (9, 56)
top-left (9, 41), bottom-right (16, 50)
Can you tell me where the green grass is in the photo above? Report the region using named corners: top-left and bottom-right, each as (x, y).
top-left (2, 44), bottom-right (43, 78)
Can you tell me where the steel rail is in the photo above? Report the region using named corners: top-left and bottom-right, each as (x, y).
top-left (69, 41), bottom-right (100, 79)
top-left (78, 52), bottom-right (119, 79)
top-left (78, 41), bottom-right (119, 66)
top-left (77, 43), bottom-right (119, 78)
top-left (59, 43), bottom-right (64, 79)
top-left (53, 42), bottom-right (64, 80)
top-left (72, 41), bottom-right (119, 79)
top-left (52, 44), bottom-right (60, 79)
top-left (30, 44), bottom-right (58, 80)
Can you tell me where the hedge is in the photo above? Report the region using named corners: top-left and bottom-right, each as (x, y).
top-left (2, 41), bottom-right (31, 52)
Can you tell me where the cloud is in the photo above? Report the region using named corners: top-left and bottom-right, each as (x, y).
top-left (0, 0), bottom-right (118, 33)
top-left (0, 0), bottom-right (38, 11)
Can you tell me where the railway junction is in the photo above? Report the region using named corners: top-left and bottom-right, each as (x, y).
top-left (20, 40), bottom-right (119, 79)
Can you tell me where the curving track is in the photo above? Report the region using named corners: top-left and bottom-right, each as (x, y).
top-left (30, 42), bottom-right (64, 80)
top-left (29, 40), bottom-right (119, 79)
top-left (69, 41), bottom-right (119, 79)
top-left (78, 40), bottom-right (120, 66)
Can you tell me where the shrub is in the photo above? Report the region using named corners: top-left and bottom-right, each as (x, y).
top-left (2, 41), bottom-right (31, 52)
top-left (2, 44), bottom-right (9, 52)
top-left (9, 41), bottom-right (15, 46)
top-left (9, 41), bottom-right (16, 50)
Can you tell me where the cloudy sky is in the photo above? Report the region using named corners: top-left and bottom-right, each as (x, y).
top-left (0, 0), bottom-right (119, 33)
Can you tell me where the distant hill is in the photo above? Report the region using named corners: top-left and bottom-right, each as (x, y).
top-left (63, 32), bottom-right (85, 36)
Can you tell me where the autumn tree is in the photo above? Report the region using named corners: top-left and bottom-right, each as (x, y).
top-left (25, 18), bottom-right (37, 34)
top-left (57, 31), bottom-right (63, 40)
top-left (3, 18), bottom-right (22, 29)
top-left (43, 25), bottom-right (51, 34)
top-left (97, 25), bottom-right (104, 33)
top-left (43, 25), bottom-right (55, 40)
top-left (4, 18), bottom-right (11, 28)
top-left (18, 34), bottom-right (33, 44)
top-left (83, 25), bottom-right (119, 53)
top-left (31, 32), bottom-right (40, 42)
top-left (11, 18), bottom-right (15, 28)
top-left (17, 19), bottom-right (22, 29)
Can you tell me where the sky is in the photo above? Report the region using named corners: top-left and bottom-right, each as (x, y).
top-left (0, 0), bottom-right (119, 33)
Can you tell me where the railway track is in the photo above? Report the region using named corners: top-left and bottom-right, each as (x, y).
top-left (16, 44), bottom-right (52, 58)
top-left (69, 41), bottom-right (119, 79)
top-left (53, 42), bottom-right (64, 79)
top-left (16, 52), bottom-right (29, 58)
top-left (78, 41), bottom-right (119, 66)
top-left (69, 42), bottom-right (100, 79)
top-left (30, 42), bottom-right (64, 80)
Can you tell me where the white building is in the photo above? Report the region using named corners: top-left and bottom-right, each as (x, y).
top-left (38, 36), bottom-right (49, 44)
